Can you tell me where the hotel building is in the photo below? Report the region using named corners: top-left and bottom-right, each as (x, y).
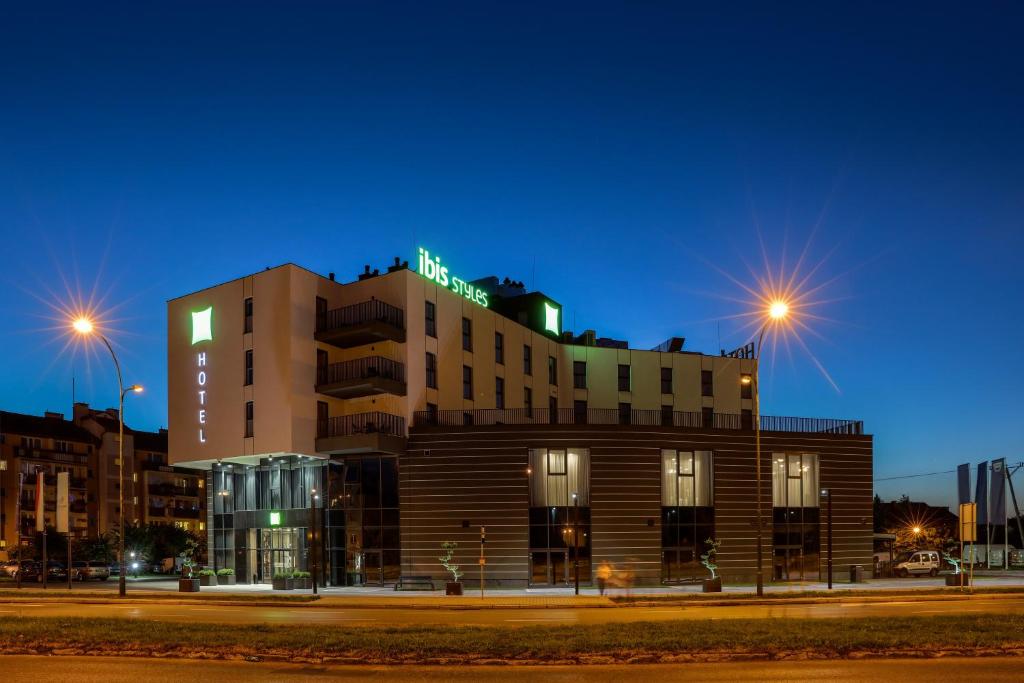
top-left (168, 253), bottom-right (872, 586)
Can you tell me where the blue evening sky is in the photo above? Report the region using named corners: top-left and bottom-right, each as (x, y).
top-left (1, 2), bottom-right (1021, 510)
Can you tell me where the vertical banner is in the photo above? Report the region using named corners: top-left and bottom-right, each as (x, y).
top-left (957, 463), bottom-right (971, 505)
top-left (34, 472), bottom-right (45, 532)
top-left (56, 472), bottom-right (69, 534)
top-left (975, 461), bottom-right (989, 526)
top-left (990, 458), bottom-right (1006, 526)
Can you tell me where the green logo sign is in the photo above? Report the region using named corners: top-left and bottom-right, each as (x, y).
top-left (544, 302), bottom-right (560, 335)
top-left (269, 511), bottom-right (281, 527)
top-left (417, 247), bottom-right (489, 307)
top-left (191, 306), bottom-right (213, 345)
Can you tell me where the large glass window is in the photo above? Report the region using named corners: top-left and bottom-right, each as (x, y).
top-left (661, 450), bottom-right (714, 583)
top-left (772, 453), bottom-right (820, 581)
top-left (528, 448), bottom-right (591, 585)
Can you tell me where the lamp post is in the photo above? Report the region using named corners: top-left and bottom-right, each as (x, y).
top-left (72, 317), bottom-right (142, 598)
top-left (743, 300), bottom-right (789, 598)
top-left (310, 487), bottom-right (319, 595)
top-left (572, 492), bottom-right (579, 596)
top-left (822, 488), bottom-right (833, 589)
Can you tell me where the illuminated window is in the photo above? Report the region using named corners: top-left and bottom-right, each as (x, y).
top-left (661, 450), bottom-right (714, 506)
top-left (772, 453), bottom-right (819, 508)
top-left (529, 448), bottom-right (590, 506)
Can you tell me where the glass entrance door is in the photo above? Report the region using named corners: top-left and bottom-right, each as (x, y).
top-left (530, 550), bottom-right (571, 585)
top-left (256, 527), bottom-right (302, 582)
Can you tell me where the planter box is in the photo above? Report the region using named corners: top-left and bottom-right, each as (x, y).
top-left (272, 577), bottom-right (293, 590)
top-left (178, 578), bottom-right (200, 593)
top-left (199, 574), bottom-right (218, 587)
top-left (217, 574), bottom-right (236, 585)
top-left (445, 581), bottom-right (463, 596)
top-left (702, 577), bottom-right (722, 593)
top-left (946, 574), bottom-right (970, 587)
top-left (292, 577), bottom-right (312, 589)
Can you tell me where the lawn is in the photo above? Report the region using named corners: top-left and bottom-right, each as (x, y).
top-left (1, 614), bottom-right (1022, 663)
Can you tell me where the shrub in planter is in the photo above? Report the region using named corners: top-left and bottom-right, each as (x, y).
top-left (700, 538), bottom-right (723, 593)
top-left (439, 541), bottom-right (463, 596)
top-left (178, 578), bottom-right (200, 592)
top-left (272, 571), bottom-right (293, 590)
top-left (198, 569), bottom-right (218, 587)
top-left (291, 570), bottom-right (312, 589)
top-left (946, 573), bottom-right (970, 587)
top-left (217, 568), bottom-right (236, 585)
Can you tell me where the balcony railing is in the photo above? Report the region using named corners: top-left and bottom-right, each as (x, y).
top-left (317, 356), bottom-right (406, 385)
top-left (168, 508), bottom-right (201, 519)
top-left (148, 483), bottom-right (200, 498)
top-left (412, 408), bottom-right (864, 435)
top-left (15, 448), bottom-right (90, 465)
top-left (318, 412), bottom-right (406, 439)
top-left (316, 300), bottom-right (405, 334)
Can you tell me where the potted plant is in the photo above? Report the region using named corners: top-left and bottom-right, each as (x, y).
top-left (198, 568), bottom-right (218, 586)
top-left (217, 567), bottom-right (236, 586)
top-left (439, 541), bottom-right (463, 595)
top-left (292, 570), bottom-right (312, 589)
top-left (272, 571), bottom-right (293, 590)
top-left (178, 538), bottom-right (200, 592)
top-left (942, 551), bottom-right (969, 586)
top-left (701, 538), bottom-right (722, 592)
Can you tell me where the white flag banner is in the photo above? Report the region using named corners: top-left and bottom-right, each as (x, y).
top-left (56, 472), bottom-right (69, 534)
top-left (35, 472), bottom-right (44, 532)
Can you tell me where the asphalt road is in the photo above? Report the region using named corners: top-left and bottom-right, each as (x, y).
top-left (2, 595), bottom-right (1024, 625)
top-left (2, 656), bottom-right (1022, 681)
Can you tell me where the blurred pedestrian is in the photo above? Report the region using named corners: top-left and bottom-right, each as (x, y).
top-left (596, 561), bottom-right (612, 596)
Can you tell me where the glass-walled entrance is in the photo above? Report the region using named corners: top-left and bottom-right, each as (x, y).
top-left (247, 527), bottom-right (304, 583)
top-left (528, 448), bottom-right (591, 586)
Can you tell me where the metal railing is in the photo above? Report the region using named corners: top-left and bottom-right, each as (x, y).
top-left (315, 300), bottom-right (405, 334)
top-left (318, 412), bottom-right (406, 439)
top-left (15, 448), bottom-right (90, 465)
top-left (317, 356), bottom-right (405, 385)
top-left (412, 408), bottom-right (864, 435)
top-left (148, 483), bottom-right (200, 498)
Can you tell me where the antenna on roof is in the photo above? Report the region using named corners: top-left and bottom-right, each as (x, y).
top-left (531, 255), bottom-right (536, 291)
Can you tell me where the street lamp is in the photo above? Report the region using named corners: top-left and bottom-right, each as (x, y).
top-left (749, 300), bottom-right (789, 597)
top-left (72, 316), bottom-right (143, 598)
top-left (572, 492), bottom-right (580, 596)
top-left (309, 486), bottom-right (319, 594)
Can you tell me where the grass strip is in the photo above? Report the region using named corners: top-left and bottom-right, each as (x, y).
top-left (0, 614), bottom-right (1022, 663)
top-left (611, 585), bottom-right (1024, 604)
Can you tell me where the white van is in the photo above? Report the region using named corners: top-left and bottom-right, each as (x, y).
top-left (894, 550), bottom-right (940, 577)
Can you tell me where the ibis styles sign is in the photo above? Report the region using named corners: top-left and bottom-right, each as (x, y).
top-left (417, 247), bottom-right (489, 308)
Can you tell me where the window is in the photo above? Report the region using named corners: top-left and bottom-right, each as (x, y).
top-left (741, 374), bottom-right (752, 399)
top-left (316, 401), bottom-right (328, 438)
top-left (316, 349), bottom-right (328, 384)
top-left (661, 367), bottom-right (673, 394)
top-left (662, 450), bottom-right (714, 506)
top-left (574, 399), bottom-right (587, 424)
top-left (573, 361), bottom-right (586, 389)
top-left (425, 301), bottom-right (436, 338)
top-left (702, 407), bottom-right (714, 428)
top-left (494, 332), bottom-right (504, 364)
top-left (548, 356), bottom-right (557, 385)
top-left (524, 387), bottom-right (533, 416)
top-left (549, 395), bottom-right (558, 424)
top-left (426, 402), bottom-right (438, 424)
top-left (741, 409), bottom-right (753, 430)
top-left (661, 404), bottom-right (674, 426)
top-left (495, 377), bottom-right (505, 409)
top-left (462, 365), bottom-right (473, 399)
top-left (618, 402), bottom-right (631, 425)
top-left (244, 298), bottom-right (253, 334)
top-left (462, 317), bottom-right (472, 351)
top-left (772, 453), bottom-right (820, 508)
top-left (529, 448), bottom-right (590, 507)
top-left (425, 352), bottom-right (437, 389)
top-left (617, 364), bottom-right (630, 392)
top-left (244, 349), bottom-right (253, 386)
top-left (244, 402), bottom-right (254, 438)
top-left (523, 345), bottom-right (532, 375)
top-left (315, 296), bottom-right (327, 331)
top-left (701, 370), bottom-right (713, 397)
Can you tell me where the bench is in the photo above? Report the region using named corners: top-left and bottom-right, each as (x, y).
top-left (394, 575), bottom-right (436, 591)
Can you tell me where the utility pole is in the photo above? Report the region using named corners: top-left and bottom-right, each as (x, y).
top-left (479, 525), bottom-right (486, 599)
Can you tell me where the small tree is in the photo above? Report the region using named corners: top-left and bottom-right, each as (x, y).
top-left (700, 538), bottom-right (720, 579)
top-left (180, 537), bottom-right (199, 578)
top-left (439, 541), bottom-right (463, 583)
top-left (942, 551), bottom-right (962, 575)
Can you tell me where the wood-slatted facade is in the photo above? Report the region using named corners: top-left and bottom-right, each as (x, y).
top-left (401, 423), bottom-right (872, 586)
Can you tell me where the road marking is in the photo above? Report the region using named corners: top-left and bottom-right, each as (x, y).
top-left (504, 618), bottom-right (571, 622)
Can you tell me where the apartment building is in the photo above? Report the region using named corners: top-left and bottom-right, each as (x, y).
top-left (168, 252), bottom-right (872, 586)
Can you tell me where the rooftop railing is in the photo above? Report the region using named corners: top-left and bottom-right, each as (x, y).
top-left (315, 300), bottom-right (405, 334)
top-left (317, 356), bottom-right (405, 385)
top-left (412, 408), bottom-right (864, 435)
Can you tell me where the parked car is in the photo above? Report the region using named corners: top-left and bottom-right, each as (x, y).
top-left (71, 561), bottom-right (111, 581)
top-left (1, 560), bottom-right (35, 578)
top-left (894, 550), bottom-right (940, 577)
top-left (18, 561), bottom-right (68, 582)
top-left (8, 560), bottom-right (39, 580)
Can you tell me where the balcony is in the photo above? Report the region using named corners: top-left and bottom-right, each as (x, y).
top-left (168, 508), bottom-right (201, 519)
top-left (315, 300), bottom-right (405, 348)
top-left (148, 483), bottom-right (200, 498)
top-left (412, 408), bottom-right (865, 435)
top-left (15, 448), bottom-right (90, 465)
top-left (316, 357), bottom-right (407, 399)
top-left (315, 412), bottom-right (407, 455)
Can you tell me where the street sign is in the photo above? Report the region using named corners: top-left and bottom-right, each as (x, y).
top-left (478, 558), bottom-right (486, 565)
top-left (960, 502), bottom-right (977, 542)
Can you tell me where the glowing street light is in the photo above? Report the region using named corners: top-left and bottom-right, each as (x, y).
top-left (72, 316), bottom-right (142, 598)
top-left (749, 299), bottom-right (790, 597)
